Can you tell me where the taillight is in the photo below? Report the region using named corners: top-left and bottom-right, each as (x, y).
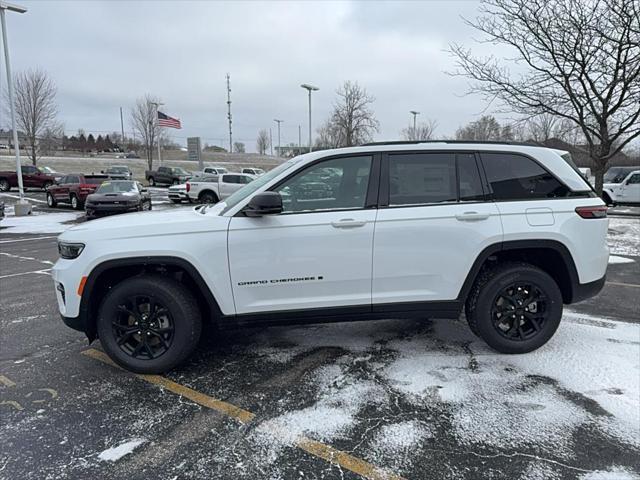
top-left (575, 206), bottom-right (607, 218)
top-left (186, 182), bottom-right (190, 192)
top-left (79, 184), bottom-right (94, 193)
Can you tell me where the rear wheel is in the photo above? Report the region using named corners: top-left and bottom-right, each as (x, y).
top-left (148, 177), bottom-right (155, 187)
top-left (465, 262), bottom-right (563, 353)
top-left (170, 199), bottom-right (181, 204)
top-left (42, 181), bottom-right (53, 190)
top-left (0, 179), bottom-right (9, 192)
top-left (70, 194), bottom-right (82, 210)
top-left (96, 276), bottom-right (202, 373)
top-left (46, 192), bottom-right (57, 207)
top-left (199, 191), bottom-right (218, 204)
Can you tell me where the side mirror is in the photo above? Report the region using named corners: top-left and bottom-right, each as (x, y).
top-left (244, 192), bottom-right (282, 217)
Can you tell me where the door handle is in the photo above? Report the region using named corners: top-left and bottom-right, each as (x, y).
top-left (331, 219), bottom-right (367, 228)
top-left (455, 211), bottom-right (490, 221)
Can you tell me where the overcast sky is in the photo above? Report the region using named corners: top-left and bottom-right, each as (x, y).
top-left (1, 0), bottom-right (508, 151)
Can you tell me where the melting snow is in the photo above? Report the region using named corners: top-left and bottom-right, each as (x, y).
top-left (608, 218), bottom-right (640, 256)
top-left (579, 467), bottom-right (640, 479)
top-left (97, 438), bottom-right (146, 462)
top-left (0, 209), bottom-right (81, 234)
top-left (608, 255), bottom-right (635, 264)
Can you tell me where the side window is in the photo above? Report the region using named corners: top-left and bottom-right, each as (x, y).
top-left (22, 166), bottom-right (36, 175)
top-left (239, 175), bottom-right (253, 184)
top-left (457, 153), bottom-right (485, 202)
top-left (481, 153), bottom-right (569, 200)
top-left (224, 175), bottom-right (239, 184)
top-left (389, 153), bottom-right (456, 205)
top-left (626, 173), bottom-right (640, 185)
top-left (67, 175), bottom-right (80, 184)
top-left (59, 176), bottom-right (68, 184)
top-left (275, 155), bottom-right (372, 213)
top-left (159, 167), bottom-right (168, 174)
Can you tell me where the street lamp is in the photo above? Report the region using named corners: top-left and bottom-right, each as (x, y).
top-left (273, 119), bottom-right (283, 157)
top-left (150, 101), bottom-right (164, 166)
top-left (0, 1), bottom-right (29, 216)
top-left (301, 84), bottom-right (319, 153)
top-left (409, 110), bottom-right (420, 139)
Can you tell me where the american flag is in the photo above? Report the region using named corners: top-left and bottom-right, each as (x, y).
top-left (158, 111), bottom-right (182, 129)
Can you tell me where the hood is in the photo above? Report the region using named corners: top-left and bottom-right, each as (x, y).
top-left (60, 208), bottom-right (229, 243)
top-left (603, 183), bottom-right (620, 191)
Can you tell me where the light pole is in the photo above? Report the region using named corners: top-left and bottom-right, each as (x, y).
top-left (274, 119), bottom-right (283, 157)
top-left (150, 101), bottom-right (164, 166)
top-left (410, 110), bottom-right (420, 140)
top-left (301, 84), bottom-right (319, 153)
top-left (0, 1), bottom-right (29, 216)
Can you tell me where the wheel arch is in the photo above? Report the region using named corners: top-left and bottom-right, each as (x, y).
top-left (458, 240), bottom-right (580, 305)
top-left (79, 256), bottom-right (223, 342)
top-left (198, 189), bottom-right (219, 201)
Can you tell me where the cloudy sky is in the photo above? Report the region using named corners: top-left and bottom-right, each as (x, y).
top-left (1, 0), bottom-right (507, 151)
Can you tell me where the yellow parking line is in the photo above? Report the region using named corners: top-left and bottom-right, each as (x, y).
top-left (606, 281), bottom-right (640, 289)
top-left (81, 348), bottom-right (254, 424)
top-left (81, 348), bottom-right (403, 480)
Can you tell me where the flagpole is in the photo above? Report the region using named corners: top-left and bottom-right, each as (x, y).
top-left (151, 101), bottom-right (163, 166)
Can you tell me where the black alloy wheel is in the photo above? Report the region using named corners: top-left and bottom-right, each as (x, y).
top-left (491, 283), bottom-right (548, 341)
top-left (112, 295), bottom-right (175, 360)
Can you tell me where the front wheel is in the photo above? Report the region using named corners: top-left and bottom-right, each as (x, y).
top-left (0, 179), bottom-right (9, 192)
top-left (70, 194), bottom-right (82, 210)
top-left (465, 262), bottom-right (563, 354)
top-left (148, 177), bottom-right (155, 187)
top-left (96, 276), bottom-right (202, 373)
top-left (42, 181), bottom-right (53, 190)
top-left (199, 191), bottom-right (218, 204)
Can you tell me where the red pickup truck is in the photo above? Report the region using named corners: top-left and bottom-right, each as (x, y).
top-left (0, 165), bottom-right (57, 192)
top-left (46, 174), bottom-right (109, 210)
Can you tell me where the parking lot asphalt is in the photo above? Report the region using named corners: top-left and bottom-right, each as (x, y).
top-left (0, 194), bottom-right (639, 480)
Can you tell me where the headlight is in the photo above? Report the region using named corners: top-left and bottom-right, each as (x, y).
top-left (58, 242), bottom-right (85, 259)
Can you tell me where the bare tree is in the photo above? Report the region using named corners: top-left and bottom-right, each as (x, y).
top-left (328, 81), bottom-right (380, 147)
top-left (524, 114), bottom-right (558, 143)
top-left (3, 69), bottom-right (58, 165)
top-left (256, 129), bottom-right (270, 155)
top-left (401, 119), bottom-right (438, 141)
top-left (450, 0), bottom-right (640, 193)
top-left (314, 119), bottom-right (342, 150)
top-left (39, 122), bottom-right (64, 156)
top-left (131, 94), bottom-right (161, 170)
top-left (233, 141), bottom-right (245, 153)
top-left (456, 115), bottom-right (515, 141)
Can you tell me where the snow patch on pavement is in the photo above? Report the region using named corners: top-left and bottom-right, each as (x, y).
top-left (609, 255), bottom-right (635, 264)
top-left (608, 218), bottom-right (640, 256)
top-left (579, 467), bottom-right (640, 479)
top-left (0, 209), bottom-right (81, 233)
top-left (97, 438), bottom-right (146, 462)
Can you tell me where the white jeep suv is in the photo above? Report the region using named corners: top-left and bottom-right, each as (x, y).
top-left (52, 142), bottom-right (609, 373)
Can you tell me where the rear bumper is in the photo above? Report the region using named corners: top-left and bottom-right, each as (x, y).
top-left (571, 274), bottom-right (606, 303)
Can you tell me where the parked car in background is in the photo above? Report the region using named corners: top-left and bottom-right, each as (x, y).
top-left (85, 180), bottom-right (151, 219)
top-left (46, 174), bottom-right (110, 210)
top-left (168, 183), bottom-right (191, 204)
top-left (40, 166), bottom-right (64, 183)
top-left (0, 165), bottom-right (56, 192)
top-left (602, 169), bottom-right (640, 205)
top-left (116, 152), bottom-right (140, 159)
top-left (145, 166), bottom-right (191, 186)
top-left (602, 166), bottom-right (640, 205)
top-left (102, 165), bottom-right (133, 180)
top-left (186, 173), bottom-right (254, 203)
top-left (242, 167), bottom-right (265, 176)
top-left (192, 166), bottom-right (228, 178)
top-left (0, 201), bottom-right (4, 222)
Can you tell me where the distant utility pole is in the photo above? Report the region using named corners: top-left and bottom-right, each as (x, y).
top-left (226, 73), bottom-right (232, 153)
top-left (269, 128), bottom-right (273, 156)
top-left (274, 119), bottom-right (283, 157)
top-left (119, 107), bottom-right (125, 150)
top-left (410, 110), bottom-right (420, 138)
top-left (301, 83), bottom-right (319, 153)
top-left (298, 125), bottom-right (301, 150)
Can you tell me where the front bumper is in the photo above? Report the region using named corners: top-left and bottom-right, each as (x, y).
top-left (168, 191), bottom-right (189, 201)
top-left (86, 203), bottom-right (138, 217)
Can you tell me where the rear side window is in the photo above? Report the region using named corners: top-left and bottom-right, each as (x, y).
top-left (66, 175), bottom-right (80, 184)
top-left (481, 153), bottom-right (569, 200)
top-left (389, 153), bottom-right (456, 205)
top-left (458, 153), bottom-right (485, 202)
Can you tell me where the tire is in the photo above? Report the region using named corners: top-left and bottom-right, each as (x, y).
top-left (96, 275), bottom-right (202, 374)
top-left (199, 191), bottom-right (218, 204)
top-left (465, 262), bottom-right (563, 354)
top-left (46, 192), bottom-right (57, 208)
top-left (70, 194), bottom-right (82, 210)
top-left (142, 200), bottom-right (152, 211)
top-left (0, 179), bottom-right (9, 192)
top-left (42, 181), bottom-right (53, 190)
top-left (148, 177), bottom-right (155, 187)
top-left (170, 199), bottom-right (181, 204)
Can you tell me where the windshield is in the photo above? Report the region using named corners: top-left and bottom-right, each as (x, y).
top-left (41, 166), bottom-right (56, 174)
top-left (604, 168), bottom-right (633, 184)
top-left (172, 167), bottom-right (190, 175)
top-left (96, 181), bottom-right (137, 193)
top-left (219, 160), bottom-right (297, 214)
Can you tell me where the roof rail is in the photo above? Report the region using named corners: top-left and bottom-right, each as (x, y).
top-left (360, 140), bottom-right (536, 147)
